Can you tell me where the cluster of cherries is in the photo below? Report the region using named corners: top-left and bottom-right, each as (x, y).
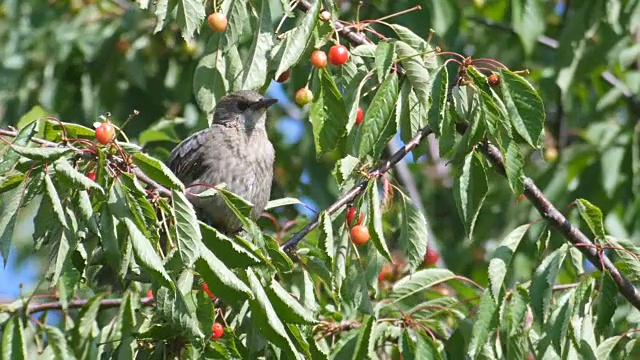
top-left (345, 206), bottom-right (370, 246)
top-left (207, 9), bottom-right (365, 126)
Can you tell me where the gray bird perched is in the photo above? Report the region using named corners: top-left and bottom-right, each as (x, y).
top-left (167, 90), bottom-right (277, 234)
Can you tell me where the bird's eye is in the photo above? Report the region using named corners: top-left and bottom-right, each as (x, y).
top-left (237, 101), bottom-right (249, 111)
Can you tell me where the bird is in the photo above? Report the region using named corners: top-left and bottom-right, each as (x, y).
top-left (167, 90), bottom-right (278, 234)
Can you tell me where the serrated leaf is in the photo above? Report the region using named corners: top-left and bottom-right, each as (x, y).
top-left (175, 0), bottom-right (205, 40)
top-left (609, 237), bottom-right (640, 281)
top-left (0, 120), bottom-right (38, 173)
top-left (241, 0), bottom-right (274, 89)
top-left (388, 24), bottom-right (430, 52)
top-left (399, 193), bottom-right (429, 272)
top-left (217, 187), bottom-right (254, 228)
top-left (317, 212), bottom-right (334, 267)
top-left (124, 218), bottom-right (174, 291)
top-left (504, 139), bottom-right (525, 194)
top-left (310, 69), bottom-right (349, 155)
top-left (266, 235), bottom-right (294, 272)
top-left (72, 293), bottom-right (105, 346)
top-left (575, 199), bottom-right (606, 241)
top-left (74, 190), bottom-right (99, 236)
top-left (428, 65), bottom-right (449, 137)
top-left (2, 316), bottom-right (27, 360)
top-left (274, 0), bottom-right (320, 78)
top-left (0, 181), bottom-right (27, 265)
top-left (395, 41), bottom-right (433, 116)
top-left (375, 41), bottom-right (395, 83)
top-left (467, 291), bottom-right (499, 357)
top-left (367, 182), bottom-right (392, 262)
top-left (453, 152), bottom-right (488, 239)
top-left (308, 332), bottom-right (329, 360)
top-left (53, 159), bottom-right (104, 196)
top-left (44, 172), bottom-right (68, 229)
top-left (352, 315), bottom-right (375, 360)
top-left (267, 279), bottom-right (317, 325)
top-left (264, 197), bottom-right (303, 210)
top-left (0, 173), bottom-right (25, 195)
top-left (246, 269), bottom-right (304, 360)
top-left (200, 222), bottom-right (262, 268)
top-left (43, 325), bottom-right (71, 360)
top-left (354, 72), bottom-right (399, 158)
top-left (196, 243), bottom-right (252, 303)
top-left (172, 190), bottom-right (201, 267)
top-left (390, 269), bottom-right (456, 304)
top-left (398, 81), bottom-right (426, 147)
top-left (154, 284), bottom-right (205, 341)
top-left (133, 152), bottom-right (184, 191)
top-left (506, 286), bottom-right (529, 336)
top-left (531, 244), bottom-right (568, 324)
top-left (512, 0), bottom-right (545, 55)
top-left (10, 145), bottom-right (71, 162)
top-left (488, 225), bottom-right (530, 300)
top-left (595, 272), bottom-right (617, 334)
top-left (596, 335), bottom-right (625, 360)
top-left (500, 69), bottom-right (545, 148)
top-left (344, 72), bottom-right (372, 134)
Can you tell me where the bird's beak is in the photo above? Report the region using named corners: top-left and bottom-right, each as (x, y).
top-left (251, 98), bottom-right (278, 110)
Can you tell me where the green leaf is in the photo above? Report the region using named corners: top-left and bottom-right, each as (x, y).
top-left (512, 0), bottom-right (546, 55)
top-left (217, 187), bottom-right (254, 228)
top-left (264, 197), bottom-right (304, 210)
top-left (124, 218), bottom-right (174, 291)
top-left (132, 152), bottom-right (184, 191)
top-left (74, 190), bottom-right (99, 236)
top-left (0, 181), bottom-right (26, 265)
top-left (308, 332), bottom-right (330, 360)
top-left (72, 293), bottom-right (106, 346)
top-left (241, 0), bottom-right (274, 89)
top-left (397, 81), bottom-right (425, 148)
top-left (265, 235), bottom-right (294, 272)
top-left (575, 199), bottom-right (606, 241)
top-left (0, 173), bottom-right (25, 195)
top-left (500, 69), bottom-right (545, 148)
top-left (390, 269), bottom-right (456, 304)
top-left (154, 284), bottom-right (205, 341)
top-left (200, 222), bottom-right (262, 268)
top-left (99, 208), bottom-right (121, 271)
top-left (172, 190), bottom-right (202, 267)
top-left (367, 182), bottom-right (393, 262)
top-left (43, 325), bottom-right (71, 360)
top-left (274, 0), bottom-right (320, 79)
top-left (0, 120), bottom-right (38, 173)
top-left (317, 212), bottom-right (334, 267)
top-left (428, 65), bottom-right (449, 137)
top-left (610, 237), bottom-right (640, 281)
top-left (388, 24), bottom-right (430, 52)
top-left (196, 243), bottom-right (252, 303)
top-left (399, 193), bottom-right (429, 272)
top-left (44, 172), bottom-right (68, 229)
top-left (452, 152), bottom-right (488, 239)
top-left (506, 286), bottom-right (530, 336)
top-left (246, 268), bottom-right (304, 360)
top-left (267, 278), bottom-right (317, 325)
top-left (2, 316), bottom-right (27, 360)
top-left (355, 72), bottom-right (399, 158)
top-left (352, 315), bottom-right (375, 360)
top-left (530, 244), bottom-right (568, 324)
top-left (504, 139), bottom-right (525, 195)
top-left (375, 41), bottom-right (395, 83)
top-left (596, 335), bottom-right (625, 360)
top-left (15, 105), bottom-right (47, 130)
top-left (467, 291), bottom-right (499, 357)
top-left (488, 225), bottom-right (530, 300)
top-left (595, 272), bottom-right (617, 334)
top-left (175, 0), bottom-right (205, 41)
top-left (10, 145), bottom-right (71, 162)
top-left (395, 41), bottom-right (433, 111)
top-left (310, 69), bottom-right (349, 155)
top-left (53, 159), bottom-right (104, 196)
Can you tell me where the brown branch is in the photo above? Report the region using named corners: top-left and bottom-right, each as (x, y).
top-left (281, 125), bottom-right (433, 251)
top-left (25, 297), bottom-right (154, 315)
top-left (293, 1), bottom-right (640, 311)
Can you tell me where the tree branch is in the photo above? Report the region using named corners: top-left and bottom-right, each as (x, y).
top-left (293, 0), bottom-right (640, 311)
top-left (25, 297), bottom-right (154, 315)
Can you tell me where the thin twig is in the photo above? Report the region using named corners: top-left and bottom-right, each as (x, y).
top-left (26, 297), bottom-right (154, 315)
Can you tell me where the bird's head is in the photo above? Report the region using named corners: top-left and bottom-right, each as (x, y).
top-left (212, 90), bottom-right (278, 131)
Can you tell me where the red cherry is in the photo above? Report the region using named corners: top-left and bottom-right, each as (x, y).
top-left (207, 13), bottom-right (228, 32)
top-left (378, 263), bottom-right (393, 282)
top-left (295, 88), bottom-right (314, 105)
top-left (202, 282), bottom-right (216, 300)
top-left (345, 206), bottom-right (363, 227)
top-left (95, 122), bottom-right (115, 145)
top-left (328, 45), bottom-right (349, 66)
top-left (310, 50), bottom-right (328, 69)
top-left (350, 225), bottom-right (370, 246)
top-left (145, 289), bottom-right (153, 299)
top-left (87, 172), bottom-right (96, 181)
top-left (356, 107), bottom-right (364, 125)
top-left (211, 322), bottom-right (224, 339)
top-left (423, 247), bottom-right (439, 266)
top-left (276, 70), bottom-right (291, 83)
top-left (488, 74), bottom-right (500, 87)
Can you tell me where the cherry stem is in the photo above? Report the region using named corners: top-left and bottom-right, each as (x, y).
top-left (374, 5), bottom-right (422, 23)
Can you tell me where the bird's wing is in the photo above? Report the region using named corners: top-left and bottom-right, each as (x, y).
top-left (166, 128), bottom-right (211, 184)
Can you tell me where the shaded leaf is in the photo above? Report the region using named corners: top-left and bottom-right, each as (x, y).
top-left (267, 278), bottom-right (317, 325)
top-left (310, 69), bottom-right (349, 155)
top-left (575, 199), bottom-right (606, 241)
top-left (500, 69), bottom-right (545, 148)
top-left (530, 244), bottom-right (568, 324)
top-left (367, 182), bottom-right (392, 262)
top-left (488, 224), bottom-right (530, 300)
top-left (196, 243), bottom-right (252, 303)
top-left (452, 152), bottom-right (488, 239)
top-left (172, 190), bottom-right (201, 267)
top-left (132, 152), bottom-right (184, 191)
top-left (399, 192), bottom-right (429, 272)
top-left (124, 218), bottom-right (174, 291)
